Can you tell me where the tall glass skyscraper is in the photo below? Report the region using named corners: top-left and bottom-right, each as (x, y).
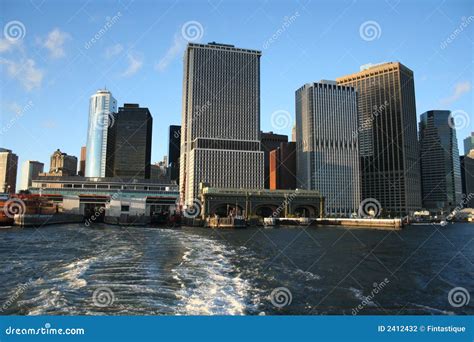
top-left (85, 89), bottom-right (117, 178)
top-left (419, 110), bottom-right (462, 211)
top-left (179, 42), bottom-right (264, 205)
top-left (295, 81), bottom-right (361, 217)
top-left (337, 62), bottom-right (422, 216)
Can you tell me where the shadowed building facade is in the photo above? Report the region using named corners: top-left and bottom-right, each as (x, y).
top-left (107, 104), bottom-right (152, 179)
top-left (269, 142), bottom-right (296, 190)
top-left (419, 110), bottom-right (462, 212)
top-left (168, 125), bottom-right (181, 184)
top-left (295, 81), bottom-right (360, 217)
top-left (0, 148), bottom-right (18, 193)
top-left (179, 42), bottom-right (264, 206)
top-left (261, 131), bottom-right (288, 189)
top-left (337, 62), bottom-right (422, 216)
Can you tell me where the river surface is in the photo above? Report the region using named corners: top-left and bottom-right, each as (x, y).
top-left (0, 223), bottom-right (472, 315)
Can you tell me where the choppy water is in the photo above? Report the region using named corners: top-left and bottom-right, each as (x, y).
top-left (0, 223), bottom-right (472, 315)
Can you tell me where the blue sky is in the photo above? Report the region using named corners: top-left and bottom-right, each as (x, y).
top-left (0, 0), bottom-right (472, 183)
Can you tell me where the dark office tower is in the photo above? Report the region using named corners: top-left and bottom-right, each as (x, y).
top-left (419, 110), bottom-right (462, 212)
top-left (269, 142), bottom-right (296, 190)
top-left (261, 131), bottom-right (288, 189)
top-left (108, 104), bottom-right (152, 179)
top-left (79, 146), bottom-right (86, 176)
top-left (168, 125), bottom-right (181, 183)
top-left (337, 62), bottom-right (422, 216)
top-left (180, 42), bottom-right (264, 205)
top-left (0, 148), bottom-right (18, 193)
top-left (465, 151), bottom-right (474, 208)
top-left (460, 156), bottom-right (466, 198)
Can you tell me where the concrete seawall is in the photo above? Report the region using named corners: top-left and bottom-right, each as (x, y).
top-left (14, 214), bottom-right (84, 227)
top-left (264, 217), bottom-right (403, 230)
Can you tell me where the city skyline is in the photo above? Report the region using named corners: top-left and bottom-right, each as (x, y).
top-left (1, 0), bottom-right (472, 190)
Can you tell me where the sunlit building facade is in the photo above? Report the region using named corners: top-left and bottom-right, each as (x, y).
top-left (179, 43), bottom-right (264, 205)
top-left (85, 89), bottom-right (117, 178)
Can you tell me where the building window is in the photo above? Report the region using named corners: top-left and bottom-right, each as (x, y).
top-left (121, 205), bottom-right (130, 212)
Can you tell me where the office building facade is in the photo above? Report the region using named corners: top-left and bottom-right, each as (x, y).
top-left (295, 81), bottom-right (360, 217)
top-left (107, 104), bottom-right (152, 179)
top-left (168, 125), bottom-right (181, 183)
top-left (20, 160), bottom-right (44, 191)
top-left (269, 142), bottom-right (296, 190)
top-left (179, 42), bottom-right (264, 205)
top-left (337, 62), bottom-right (422, 216)
top-left (79, 146), bottom-right (86, 176)
top-left (464, 132), bottom-right (474, 155)
top-left (0, 148), bottom-right (18, 193)
top-left (261, 131), bottom-right (288, 189)
top-left (419, 110), bottom-right (462, 211)
top-left (85, 89), bottom-right (117, 177)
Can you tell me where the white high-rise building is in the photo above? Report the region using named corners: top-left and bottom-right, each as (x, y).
top-left (295, 81), bottom-right (360, 217)
top-left (20, 160), bottom-right (44, 191)
top-left (85, 89), bottom-right (117, 177)
top-left (179, 43), bottom-right (264, 205)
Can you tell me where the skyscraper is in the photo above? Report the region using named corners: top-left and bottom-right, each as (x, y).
top-left (0, 148), bottom-right (18, 193)
top-left (107, 104), bottom-right (152, 179)
top-left (337, 62), bottom-right (422, 216)
top-left (85, 89), bottom-right (117, 177)
top-left (168, 125), bottom-right (181, 183)
top-left (79, 146), bottom-right (86, 176)
top-left (419, 110), bottom-right (462, 211)
top-left (464, 150), bottom-right (474, 208)
top-left (261, 131), bottom-right (288, 189)
top-left (179, 42), bottom-right (264, 205)
top-left (464, 132), bottom-right (474, 155)
top-left (295, 81), bottom-right (360, 217)
top-left (20, 160), bottom-right (44, 191)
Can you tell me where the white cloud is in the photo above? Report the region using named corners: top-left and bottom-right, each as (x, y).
top-left (105, 43), bottom-right (123, 59)
top-left (0, 57), bottom-right (44, 90)
top-left (120, 53), bottom-right (143, 77)
top-left (441, 81), bottom-right (471, 105)
top-left (155, 33), bottom-right (186, 72)
top-left (42, 28), bottom-right (71, 59)
top-left (0, 38), bottom-right (22, 53)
